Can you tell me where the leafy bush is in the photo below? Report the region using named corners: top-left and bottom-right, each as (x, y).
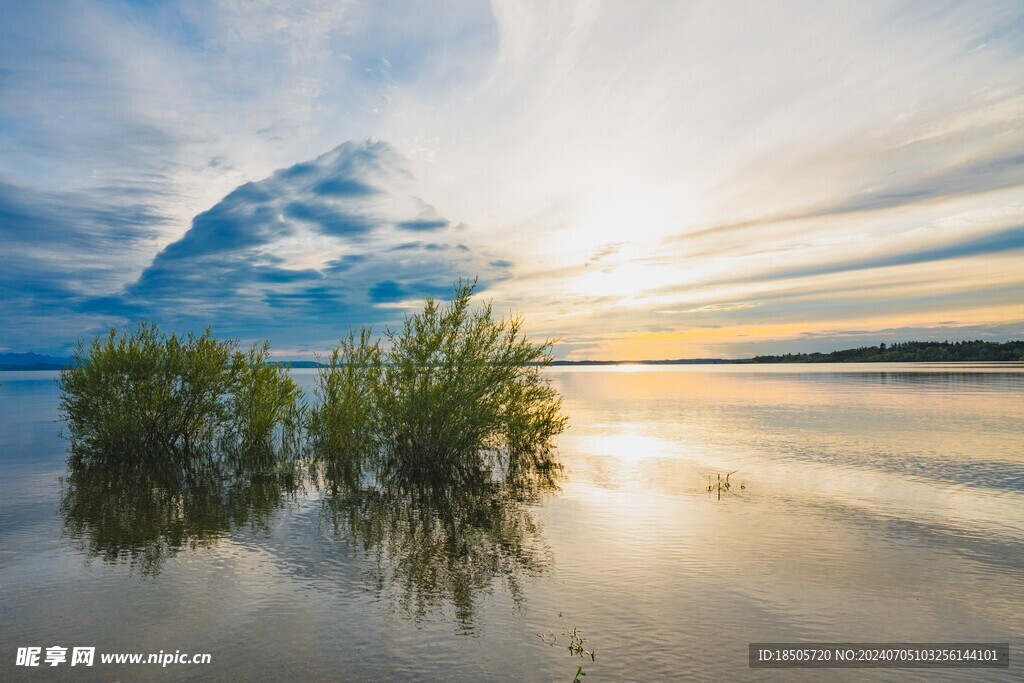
top-left (375, 278), bottom-right (566, 477)
top-left (307, 328), bottom-right (383, 458)
top-left (59, 323), bottom-right (302, 455)
top-left (226, 341), bottom-right (304, 452)
top-left (60, 280), bottom-right (567, 475)
top-left (60, 323), bottom-right (233, 453)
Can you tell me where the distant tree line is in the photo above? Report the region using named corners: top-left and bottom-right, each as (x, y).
top-left (752, 340), bottom-right (1024, 363)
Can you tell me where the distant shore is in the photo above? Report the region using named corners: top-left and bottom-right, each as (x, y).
top-left (2, 340), bottom-right (1021, 370)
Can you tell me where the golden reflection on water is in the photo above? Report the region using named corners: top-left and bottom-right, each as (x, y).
top-left (551, 365), bottom-right (1024, 493)
top-left (540, 365), bottom-right (1024, 658)
top-left (551, 366), bottom-right (1024, 540)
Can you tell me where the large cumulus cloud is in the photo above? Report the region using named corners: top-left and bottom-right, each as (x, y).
top-left (111, 140), bottom-right (509, 349)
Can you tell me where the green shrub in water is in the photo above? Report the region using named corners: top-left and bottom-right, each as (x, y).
top-left (60, 279), bottom-right (567, 472)
top-left (307, 327), bottom-right (383, 458)
top-left (376, 278), bottom-right (566, 476)
top-left (226, 340), bottom-right (305, 452)
top-left (59, 323), bottom-right (301, 455)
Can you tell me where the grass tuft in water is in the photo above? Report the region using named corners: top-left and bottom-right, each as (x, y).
top-left (538, 617), bottom-right (597, 681)
top-left (706, 470), bottom-right (746, 499)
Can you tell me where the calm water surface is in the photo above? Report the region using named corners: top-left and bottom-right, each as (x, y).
top-left (1, 364), bottom-right (1022, 681)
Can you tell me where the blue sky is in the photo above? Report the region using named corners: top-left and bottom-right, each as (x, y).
top-left (1, 0), bottom-right (1022, 359)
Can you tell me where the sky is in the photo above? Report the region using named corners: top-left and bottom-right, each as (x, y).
top-left (1, 0), bottom-right (1022, 360)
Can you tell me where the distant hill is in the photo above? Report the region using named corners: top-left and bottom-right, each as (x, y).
top-left (751, 340), bottom-right (1024, 363)
top-left (0, 352), bottom-right (72, 370)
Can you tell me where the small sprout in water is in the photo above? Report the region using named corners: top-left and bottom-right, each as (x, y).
top-left (565, 627), bottom-right (595, 660)
top-left (707, 470), bottom-right (743, 499)
top-left (546, 615), bottom-right (597, 680)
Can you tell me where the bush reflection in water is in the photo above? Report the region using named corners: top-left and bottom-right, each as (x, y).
top-left (316, 452), bottom-right (559, 623)
top-left (60, 439), bottom-right (561, 623)
top-left (60, 444), bottom-right (304, 576)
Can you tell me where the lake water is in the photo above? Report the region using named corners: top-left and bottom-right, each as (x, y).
top-left (1, 364), bottom-right (1022, 681)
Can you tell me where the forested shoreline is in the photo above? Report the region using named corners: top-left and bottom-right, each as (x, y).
top-left (750, 340), bottom-right (1024, 363)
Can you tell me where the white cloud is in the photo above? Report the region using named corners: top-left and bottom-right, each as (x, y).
top-left (2, 0), bottom-right (1023, 355)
